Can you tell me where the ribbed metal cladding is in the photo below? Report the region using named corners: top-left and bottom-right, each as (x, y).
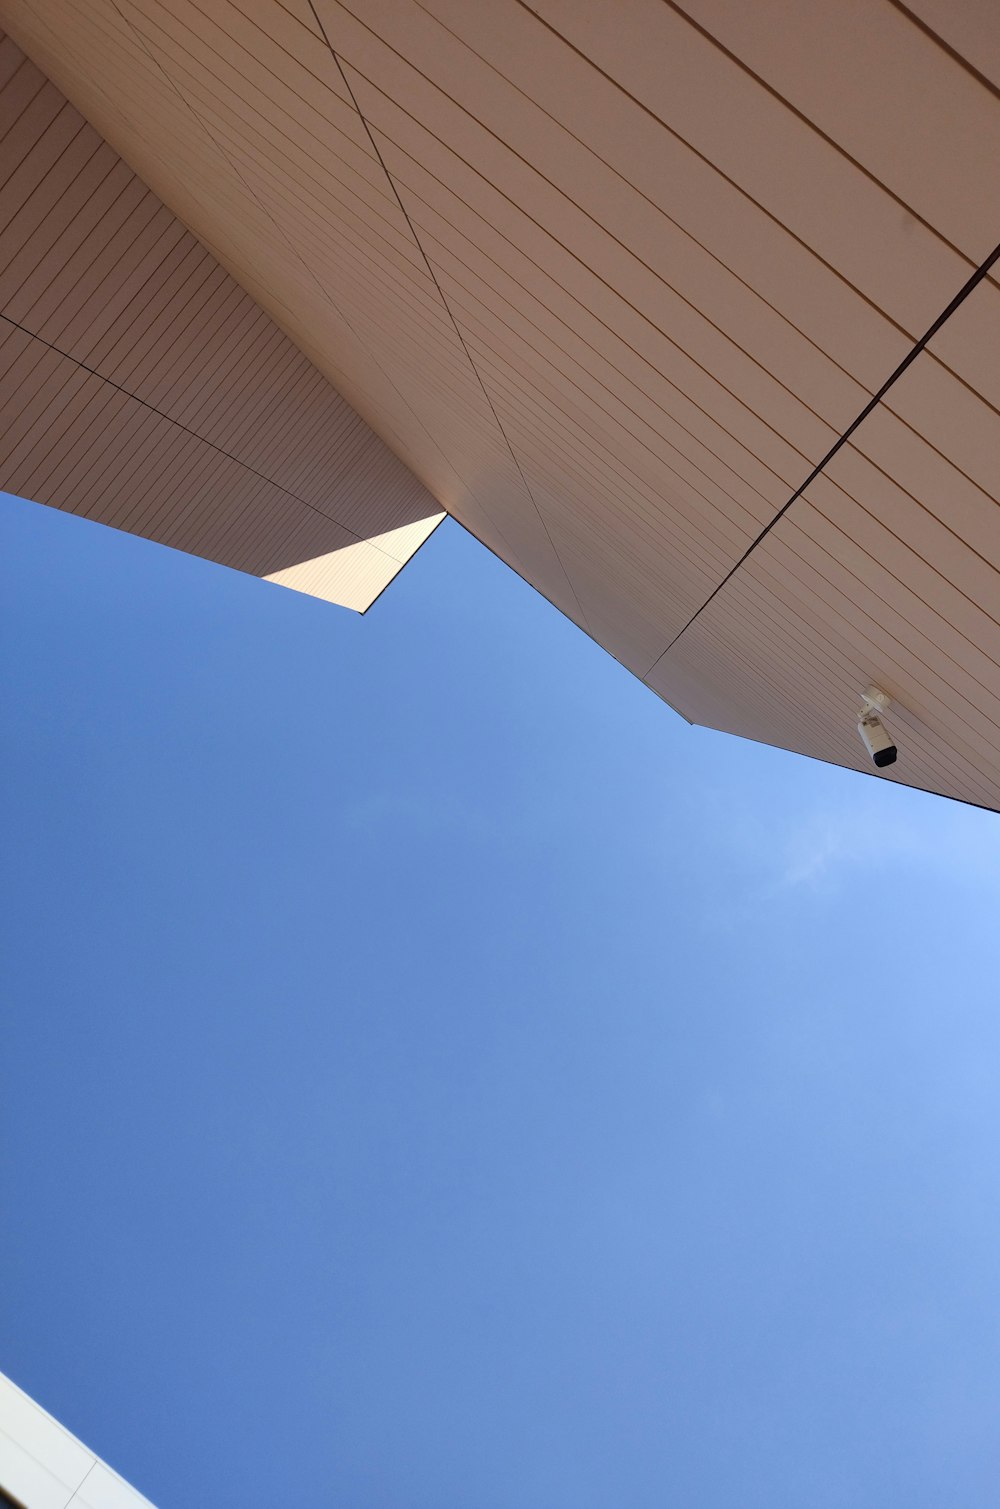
top-left (0, 28), bottom-right (443, 611)
top-left (1, 1), bottom-right (998, 807)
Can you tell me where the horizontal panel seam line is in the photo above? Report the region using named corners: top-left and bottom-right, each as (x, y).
top-left (0, 310), bottom-right (417, 563)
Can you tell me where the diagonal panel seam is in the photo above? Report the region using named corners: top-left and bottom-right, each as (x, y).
top-left (305, 0), bottom-right (591, 633)
top-left (99, 0), bottom-right (518, 564)
top-left (644, 236), bottom-right (1000, 678)
top-left (0, 309), bottom-right (419, 562)
top-left (888, 0), bottom-right (1000, 103)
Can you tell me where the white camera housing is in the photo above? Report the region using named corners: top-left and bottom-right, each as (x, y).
top-left (857, 686), bottom-right (897, 768)
top-left (858, 710), bottom-right (897, 767)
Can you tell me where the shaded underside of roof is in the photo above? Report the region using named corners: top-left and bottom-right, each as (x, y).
top-left (1, 0), bottom-right (998, 807)
top-left (0, 27), bottom-right (443, 611)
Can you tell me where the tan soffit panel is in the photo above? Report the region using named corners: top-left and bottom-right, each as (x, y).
top-left (1, 0), bottom-right (998, 806)
top-left (0, 28), bottom-right (443, 610)
top-left (0, 0), bottom-right (580, 618)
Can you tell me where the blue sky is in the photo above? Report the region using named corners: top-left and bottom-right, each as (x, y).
top-left (3, 491), bottom-right (1000, 1508)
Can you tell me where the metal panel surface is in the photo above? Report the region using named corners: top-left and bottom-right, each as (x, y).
top-left (1, 0), bottom-right (998, 804)
top-left (0, 30), bottom-right (443, 610)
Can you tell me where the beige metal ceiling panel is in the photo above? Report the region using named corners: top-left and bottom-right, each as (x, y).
top-left (2, 1), bottom-right (998, 806)
top-left (0, 0), bottom-right (580, 614)
top-left (103, 60), bottom-right (459, 367)
top-left (354, 113), bottom-right (803, 519)
top-left (899, 0), bottom-right (1000, 94)
top-left (0, 4), bottom-right (460, 472)
top-left (454, 336), bottom-right (720, 642)
top-left (348, 0), bottom-right (911, 399)
top-left (1, 334), bottom-right (361, 573)
top-left (143, 0), bottom-right (356, 112)
top-left (0, 31), bottom-right (443, 608)
top-left (313, 0), bottom-right (1000, 706)
top-left (410, 199), bottom-right (781, 551)
top-left (440, 268), bottom-right (761, 559)
top-left (460, 333), bottom-right (729, 586)
top-left (650, 574), bottom-right (1000, 810)
top-left (920, 272), bottom-right (1000, 419)
top-left (843, 395), bottom-right (1000, 576)
top-left (407, 218), bottom-right (764, 563)
top-left (683, 467), bottom-right (1000, 750)
top-left (260, 0), bottom-right (326, 43)
top-left (323, 1), bottom-right (857, 560)
top-left (117, 56), bottom-right (576, 597)
top-left (4, 0), bottom-right (930, 655)
top-left (525, 0), bottom-right (976, 330)
top-left (0, 171), bottom-right (428, 552)
top-left (788, 484), bottom-right (1000, 754)
top-left (328, 23), bottom-right (844, 484)
top-left (646, 475), bottom-right (1000, 808)
top-left (124, 0), bottom-right (398, 199)
top-left (674, 0), bottom-right (1000, 265)
top-left (811, 445), bottom-right (1000, 656)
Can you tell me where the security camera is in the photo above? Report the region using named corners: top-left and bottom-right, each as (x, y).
top-left (857, 686), bottom-right (897, 768)
top-left (858, 710), bottom-right (897, 767)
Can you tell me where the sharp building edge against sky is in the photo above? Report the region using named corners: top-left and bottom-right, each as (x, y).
top-left (0, 1), bottom-right (998, 810)
top-left (0, 1371), bottom-right (153, 1509)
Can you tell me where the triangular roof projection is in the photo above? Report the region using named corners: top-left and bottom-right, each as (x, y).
top-left (1, 3), bottom-right (998, 809)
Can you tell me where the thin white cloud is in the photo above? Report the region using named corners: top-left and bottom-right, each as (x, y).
top-left (776, 795), bottom-right (1000, 895)
top-left (671, 773), bottom-right (1000, 932)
